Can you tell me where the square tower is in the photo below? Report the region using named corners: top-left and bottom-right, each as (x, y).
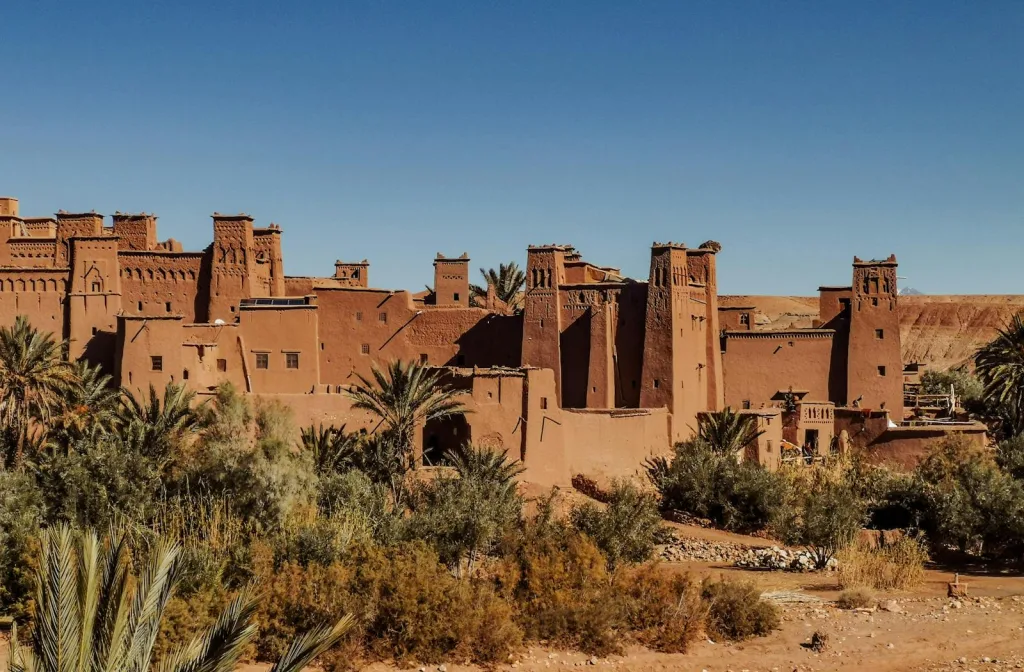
top-left (521, 245), bottom-right (569, 397)
top-left (335, 260), bottom-right (369, 288)
top-left (847, 255), bottom-right (903, 419)
top-left (433, 253), bottom-right (470, 307)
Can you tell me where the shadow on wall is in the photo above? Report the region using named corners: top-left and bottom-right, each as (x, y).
top-left (422, 414), bottom-right (472, 466)
top-left (81, 331), bottom-right (117, 373)
top-left (449, 314), bottom-right (523, 368)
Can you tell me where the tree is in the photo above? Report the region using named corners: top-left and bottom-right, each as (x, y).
top-left (7, 525), bottom-right (351, 672)
top-left (50, 361), bottom-right (121, 447)
top-left (781, 471), bottom-right (865, 569)
top-left (0, 316), bottom-right (78, 467)
top-left (697, 408), bottom-right (764, 456)
top-left (976, 313), bottom-right (1024, 436)
top-left (470, 262), bottom-right (526, 311)
top-left (345, 360), bottom-right (466, 457)
top-left (445, 442), bottom-right (525, 494)
top-left (120, 381), bottom-right (199, 461)
top-left (301, 423), bottom-right (360, 476)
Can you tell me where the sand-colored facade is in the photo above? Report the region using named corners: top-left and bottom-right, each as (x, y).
top-left (0, 196), bottom-right (982, 481)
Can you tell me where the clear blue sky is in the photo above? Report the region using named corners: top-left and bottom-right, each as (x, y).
top-left (1, 1), bottom-right (1021, 295)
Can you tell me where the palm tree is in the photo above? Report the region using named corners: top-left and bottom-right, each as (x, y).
top-left (697, 408), bottom-right (765, 455)
top-left (8, 525), bottom-right (351, 672)
top-left (119, 382), bottom-right (199, 460)
top-left (445, 442), bottom-right (525, 494)
top-left (470, 262), bottom-right (526, 311)
top-left (0, 316), bottom-right (78, 467)
top-left (50, 361), bottom-right (122, 446)
top-left (301, 422), bottom-right (360, 475)
top-left (345, 360), bottom-right (467, 457)
top-left (975, 313), bottom-right (1024, 436)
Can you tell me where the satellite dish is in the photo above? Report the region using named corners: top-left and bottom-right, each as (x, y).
top-left (214, 319), bottom-right (226, 325)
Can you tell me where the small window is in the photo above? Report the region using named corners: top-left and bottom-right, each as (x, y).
top-left (875, 328), bottom-right (884, 339)
top-left (378, 312), bottom-right (387, 323)
top-left (151, 356), bottom-right (163, 372)
top-left (91, 327), bottom-right (98, 335)
top-left (540, 318), bottom-right (545, 328)
top-left (540, 397), bottom-right (548, 410)
top-left (653, 379), bottom-right (660, 389)
top-left (320, 342), bottom-right (325, 350)
top-left (453, 293), bottom-right (460, 301)
top-left (877, 365), bottom-right (886, 377)
top-left (165, 302), bottom-right (172, 313)
top-left (286, 353), bottom-right (299, 369)
top-left (871, 297), bottom-right (879, 307)
top-left (138, 301), bottom-right (143, 311)
top-left (182, 369), bottom-right (189, 380)
top-left (742, 399), bottom-right (751, 410)
top-left (255, 353), bottom-right (269, 369)
top-left (739, 312), bottom-right (749, 325)
top-left (360, 343), bottom-right (370, 355)
top-left (420, 353), bottom-right (428, 363)
top-left (217, 358), bottom-right (227, 372)
top-left (355, 311), bottom-right (363, 321)
top-left (91, 282), bottom-right (101, 293)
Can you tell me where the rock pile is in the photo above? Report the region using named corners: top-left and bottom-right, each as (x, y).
top-left (734, 546), bottom-right (838, 572)
top-left (656, 538), bottom-right (751, 563)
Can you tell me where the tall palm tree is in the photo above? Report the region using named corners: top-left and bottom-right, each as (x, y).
top-left (697, 408), bottom-right (765, 455)
top-left (119, 382), bottom-right (199, 460)
top-left (975, 313), bottom-right (1024, 436)
top-left (7, 525), bottom-right (351, 672)
top-left (470, 262), bottom-right (526, 311)
top-left (0, 316), bottom-right (78, 467)
top-left (345, 360), bottom-right (467, 457)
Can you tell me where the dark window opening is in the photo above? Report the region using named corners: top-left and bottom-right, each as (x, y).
top-left (355, 311), bottom-right (363, 321)
top-left (91, 327), bottom-right (97, 335)
top-left (360, 343), bottom-right (370, 355)
top-left (91, 282), bottom-right (101, 293)
top-left (875, 328), bottom-right (884, 339)
top-left (165, 302), bottom-right (172, 312)
top-left (182, 369), bottom-right (189, 380)
top-left (286, 353), bottom-right (299, 369)
top-left (877, 365), bottom-right (886, 377)
top-left (151, 356), bottom-right (163, 371)
top-left (453, 293), bottom-right (460, 301)
top-left (378, 312), bottom-right (387, 323)
top-left (872, 297), bottom-right (879, 307)
top-left (739, 312), bottom-right (749, 325)
top-left (742, 399), bottom-right (751, 410)
top-left (230, 305), bottom-right (236, 313)
top-left (420, 353), bottom-right (428, 363)
top-left (653, 379), bottom-right (660, 389)
top-left (540, 397), bottom-right (548, 410)
top-left (217, 358), bottom-right (227, 372)
top-left (138, 301), bottom-right (143, 311)
top-left (255, 353), bottom-right (269, 369)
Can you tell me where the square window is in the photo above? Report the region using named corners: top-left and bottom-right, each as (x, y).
top-left (286, 353), bottom-right (299, 369)
top-left (453, 292), bottom-right (460, 301)
top-left (420, 353), bottom-right (428, 363)
top-left (877, 365), bottom-right (887, 377)
top-left (230, 305), bottom-right (236, 313)
top-left (378, 312), bottom-right (387, 323)
top-left (875, 328), bottom-right (884, 339)
top-left (355, 311), bottom-right (363, 321)
top-left (360, 343), bottom-right (370, 355)
top-left (217, 358), bottom-right (227, 372)
top-left (255, 353), bottom-right (269, 369)
top-left (742, 399), bottom-right (751, 410)
top-left (739, 312), bottom-right (749, 325)
top-left (151, 356), bottom-right (162, 372)
top-left (872, 297), bottom-right (879, 307)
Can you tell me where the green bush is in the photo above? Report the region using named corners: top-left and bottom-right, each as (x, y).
top-left (0, 470), bottom-right (42, 619)
top-left (570, 480), bottom-right (663, 566)
top-left (920, 368), bottom-right (983, 405)
top-left (647, 440), bottom-right (791, 533)
top-left (701, 578), bottom-right (780, 641)
top-left (781, 470), bottom-right (866, 568)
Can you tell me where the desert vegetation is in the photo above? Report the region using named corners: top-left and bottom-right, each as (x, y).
top-left (0, 317), bottom-right (783, 669)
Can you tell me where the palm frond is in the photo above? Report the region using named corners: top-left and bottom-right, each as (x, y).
top-left (268, 617), bottom-right (354, 672)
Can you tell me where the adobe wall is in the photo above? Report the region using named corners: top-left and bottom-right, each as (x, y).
top-left (0, 269), bottom-right (68, 338)
top-left (8, 239), bottom-right (58, 267)
top-left (313, 288), bottom-right (521, 385)
top-left (118, 252), bottom-right (206, 322)
top-left (856, 423), bottom-right (987, 470)
top-left (238, 303), bottom-right (320, 394)
top-left (560, 407), bottom-right (671, 482)
top-left (847, 258), bottom-right (904, 415)
top-left (722, 331), bottom-right (835, 408)
top-left (116, 315), bottom-right (187, 396)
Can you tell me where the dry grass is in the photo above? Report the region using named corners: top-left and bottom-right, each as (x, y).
top-left (836, 587), bottom-right (874, 609)
top-left (837, 537), bottom-right (927, 591)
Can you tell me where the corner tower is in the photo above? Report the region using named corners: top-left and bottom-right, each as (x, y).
top-left (847, 255), bottom-right (903, 419)
top-left (521, 245), bottom-right (568, 397)
top-left (433, 253), bottom-right (470, 307)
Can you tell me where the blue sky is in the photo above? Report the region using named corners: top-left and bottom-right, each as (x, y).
top-left (1, 1), bottom-right (1021, 295)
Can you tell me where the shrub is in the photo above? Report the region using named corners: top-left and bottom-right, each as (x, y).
top-left (921, 368), bottom-right (983, 405)
top-left (613, 564), bottom-right (706, 653)
top-left (997, 434), bottom-right (1024, 481)
top-left (837, 537), bottom-right (928, 591)
top-left (836, 587), bottom-right (874, 610)
top-left (501, 516), bottom-right (619, 656)
top-left (647, 440), bottom-right (790, 533)
top-left (781, 470), bottom-right (866, 568)
top-left (153, 584), bottom-right (235, 664)
top-left (0, 470), bottom-right (42, 620)
top-left (701, 578), bottom-right (779, 641)
top-left (571, 480), bottom-right (663, 566)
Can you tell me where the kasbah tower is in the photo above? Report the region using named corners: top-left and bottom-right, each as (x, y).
top-left (0, 193), bottom-right (985, 483)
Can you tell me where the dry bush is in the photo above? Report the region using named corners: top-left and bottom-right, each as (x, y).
top-left (154, 585), bottom-right (239, 664)
top-left (836, 587), bottom-right (874, 610)
top-left (701, 578), bottom-right (780, 641)
top-left (613, 564), bottom-right (707, 653)
top-left (837, 537), bottom-right (927, 591)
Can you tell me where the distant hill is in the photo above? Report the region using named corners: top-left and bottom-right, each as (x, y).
top-left (900, 287), bottom-right (924, 296)
top-left (719, 294), bottom-right (1024, 370)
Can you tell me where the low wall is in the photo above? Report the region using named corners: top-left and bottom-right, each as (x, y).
top-left (559, 408), bottom-right (672, 482)
top-left (857, 423), bottom-right (988, 470)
